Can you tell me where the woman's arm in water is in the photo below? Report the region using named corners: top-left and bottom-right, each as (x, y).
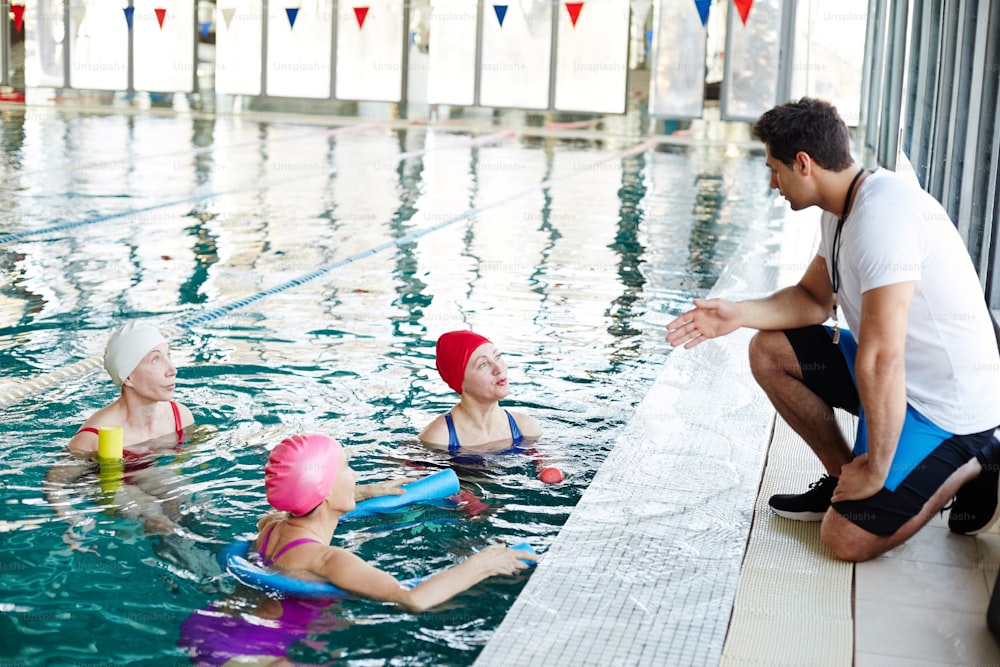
top-left (314, 543), bottom-right (536, 613)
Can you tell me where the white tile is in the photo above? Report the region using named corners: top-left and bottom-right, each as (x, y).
top-left (881, 524), bottom-right (982, 568)
top-left (856, 558), bottom-right (989, 612)
top-left (976, 533), bottom-right (1000, 596)
top-left (855, 652), bottom-right (957, 667)
top-left (855, 599), bottom-right (1000, 665)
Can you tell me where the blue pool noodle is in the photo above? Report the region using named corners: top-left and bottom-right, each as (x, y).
top-left (340, 468), bottom-right (460, 521)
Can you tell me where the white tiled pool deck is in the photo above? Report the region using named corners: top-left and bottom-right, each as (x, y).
top-left (476, 196), bottom-right (1000, 666)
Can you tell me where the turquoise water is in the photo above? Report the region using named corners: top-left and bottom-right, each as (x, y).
top-left (0, 108), bottom-right (771, 665)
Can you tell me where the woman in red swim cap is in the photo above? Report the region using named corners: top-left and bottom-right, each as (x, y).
top-left (419, 331), bottom-right (542, 454)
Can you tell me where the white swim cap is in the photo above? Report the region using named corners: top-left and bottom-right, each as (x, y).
top-left (103, 322), bottom-right (167, 386)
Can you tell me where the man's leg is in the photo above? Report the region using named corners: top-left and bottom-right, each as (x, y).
top-left (748, 329), bottom-right (853, 476)
top-left (822, 458), bottom-right (980, 562)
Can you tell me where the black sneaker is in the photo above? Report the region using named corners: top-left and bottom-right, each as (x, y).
top-left (948, 464), bottom-right (1000, 535)
top-left (768, 475), bottom-right (838, 521)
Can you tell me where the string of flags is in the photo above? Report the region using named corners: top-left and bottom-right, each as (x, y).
top-left (5, 0), bottom-right (756, 35)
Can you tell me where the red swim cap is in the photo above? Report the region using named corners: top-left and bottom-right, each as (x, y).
top-left (265, 434), bottom-right (342, 516)
top-left (435, 330), bottom-right (491, 394)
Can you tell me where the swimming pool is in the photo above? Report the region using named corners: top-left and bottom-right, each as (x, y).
top-left (0, 106), bottom-right (771, 665)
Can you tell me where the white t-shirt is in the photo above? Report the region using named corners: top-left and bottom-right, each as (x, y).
top-left (817, 168), bottom-right (1000, 434)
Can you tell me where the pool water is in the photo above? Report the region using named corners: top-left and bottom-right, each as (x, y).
top-left (0, 107), bottom-right (771, 665)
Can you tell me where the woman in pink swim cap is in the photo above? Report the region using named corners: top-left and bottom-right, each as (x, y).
top-left (419, 330), bottom-right (541, 454)
top-left (252, 433), bottom-right (536, 612)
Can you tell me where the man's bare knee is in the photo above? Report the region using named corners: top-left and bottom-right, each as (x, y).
top-left (821, 513), bottom-right (884, 562)
top-left (749, 330), bottom-right (797, 384)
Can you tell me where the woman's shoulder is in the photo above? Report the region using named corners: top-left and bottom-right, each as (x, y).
top-left (418, 414), bottom-right (450, 450)
top-left (68, 404), bottom-right (120, 453)
top-left (509, 410), bottom-right (542, 438)
top-left (171, 401), bottom-right (195, 426)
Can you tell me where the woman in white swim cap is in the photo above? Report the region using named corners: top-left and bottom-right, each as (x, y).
top-left (67, 321), bottom-right (194, 456)
top-left (47, 322), bottom-right (196, 538)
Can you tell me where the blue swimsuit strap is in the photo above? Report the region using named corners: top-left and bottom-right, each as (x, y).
top-left (506, 410), bottom-right (524, 444)
top-left (445, 410), bottom-right (524, 454)
top-left (258, 524), bottom-right (322, 567)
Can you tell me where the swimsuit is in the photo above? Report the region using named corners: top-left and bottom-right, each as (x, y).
top-left (445, 409), bottom-right (524, 455)
top-left (76, 401), bottom-right (186, 459)
top-left (255, 523), bottom-right (322, 567)
top-left (178, 574), bottom-right (332, 667)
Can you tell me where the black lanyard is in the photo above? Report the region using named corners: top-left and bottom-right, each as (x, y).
top-left (830, 167), bottom-right (867, 344)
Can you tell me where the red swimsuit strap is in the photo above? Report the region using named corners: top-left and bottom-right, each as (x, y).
top-left (76, 401), bottom-right (184, 443)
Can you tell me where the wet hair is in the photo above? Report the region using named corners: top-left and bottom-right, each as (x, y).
top-left (751, 97), bottom-right (853, 171)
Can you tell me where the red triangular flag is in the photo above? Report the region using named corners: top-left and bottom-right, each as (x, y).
top-left (11, 4), bottom-right (25, 32)
top-left (354, 6), bottom-right (369, 29)
top-left (733, 0), bottom-right (753, 25)
top-left (565, 2), bottom-right (583, 27)
top-left (154, 8), bottom-right (167, 28)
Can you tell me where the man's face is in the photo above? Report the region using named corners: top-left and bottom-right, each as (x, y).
top-left (764, 145), bottom-right (805, 210)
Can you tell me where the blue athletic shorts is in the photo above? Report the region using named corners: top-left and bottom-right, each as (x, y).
top-left (783, 325), bottom-right (996, 536)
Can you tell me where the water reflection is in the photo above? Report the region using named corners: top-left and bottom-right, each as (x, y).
top-left (0, 109), bottom-right (774, 665)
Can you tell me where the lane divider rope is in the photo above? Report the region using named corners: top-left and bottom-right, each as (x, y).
top-left (0, 137), bottom-right (658, 408)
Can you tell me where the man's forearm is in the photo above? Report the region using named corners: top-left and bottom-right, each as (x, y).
top-left (855, 350), bottom-right (907, 484)
top-left (737, 285), bottom-right (830, 331)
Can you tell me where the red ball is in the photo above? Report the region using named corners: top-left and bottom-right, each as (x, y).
top-left (539, 467), bottom-right (563, 484)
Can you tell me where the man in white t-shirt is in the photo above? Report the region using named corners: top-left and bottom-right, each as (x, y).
top-left (666, 97), bottom-right (1000, 562)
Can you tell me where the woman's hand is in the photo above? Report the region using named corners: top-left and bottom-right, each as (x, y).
top-left (355, 477), bottom-right (408, 502)
top-left (469, 543), bottom-right (537, 577)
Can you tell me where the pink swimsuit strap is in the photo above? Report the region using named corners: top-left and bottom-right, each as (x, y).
top-left (257, 524), bottom-right (322, 567)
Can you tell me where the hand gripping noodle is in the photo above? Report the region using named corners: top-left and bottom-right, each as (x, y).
top-left (340, 469), bottom-right (460, 521)
top-left (265, 434), bottom-right (341, 517)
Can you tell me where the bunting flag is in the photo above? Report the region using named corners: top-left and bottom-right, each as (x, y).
top-left (123, 6), bottom-right (135, 30)
top-left (154, 8), bottom-right (167, 28)
top-left (493, 4), bottom-right (507, 26)
top-left (199, 21), bottom-right (211, 37)
top-left (733, 0), bottom-right (752, 25)
top-left (11, 4), bottom-right (25, 32)
top-left (353, 6), bottom-right (369, 28)
top-left (694, 0), bottom-right (710, 26)
top-left (565, 2), bottom-right (583, 26)
top-left (221, 7), bottom-right (235, 29)
top-left (285, 7), bottom-right (299, 28)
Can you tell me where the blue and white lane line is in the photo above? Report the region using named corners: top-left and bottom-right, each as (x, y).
top-left (176, 137), bottom-right (658, 330)
top-left (0, 137), bottom-right (657, 406)
top-left (0, 126), bottom-right (510, 246)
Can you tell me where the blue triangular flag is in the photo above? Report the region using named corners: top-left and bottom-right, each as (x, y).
top-left (694, 0), bottom-right (710, 26)
top-left (286, 7), bottom-right (299, 29)
top-left (199, 22), bottom-right (211, 38)
top-left (123, 6), bottom-right (135, 30)
top-left (494, 5), bottom-right (508, 26)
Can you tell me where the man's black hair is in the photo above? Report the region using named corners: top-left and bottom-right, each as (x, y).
top-left (752, 97), bottom-right (854, 171)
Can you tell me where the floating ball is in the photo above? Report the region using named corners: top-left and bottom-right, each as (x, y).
top-left (539, 467), bottom-right (563, 484)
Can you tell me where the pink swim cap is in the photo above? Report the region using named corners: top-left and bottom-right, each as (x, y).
top-left (435, 330), bottom-right (491, 394)
top-left (265, 434), bottom-right (342, 516)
